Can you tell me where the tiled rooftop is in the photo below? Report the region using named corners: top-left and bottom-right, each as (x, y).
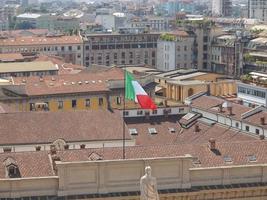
top-left (0, 110), bottom-right (130, 145)
top-left (11, 67), bottom-right (124, 96)
top-left (125, 116), bottom-right (257, 146)
top-left (0, 35), bottom-right (82, 46)
top-left (1, 139), bottom-right (267, 177)
top-left (191, 95), bottom-right (252, 121)
top-left (0, 151), bottom-right (54, 178)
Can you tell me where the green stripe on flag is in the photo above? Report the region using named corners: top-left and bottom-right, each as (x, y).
top-left (125, 71), bottom-right (135, 101)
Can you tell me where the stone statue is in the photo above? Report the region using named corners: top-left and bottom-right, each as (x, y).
top-left (140, 166), bottom-right (159, 200)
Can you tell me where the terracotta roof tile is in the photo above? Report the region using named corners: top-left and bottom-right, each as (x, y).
top-left (191, 95), bottom-right (252, 120)
top-left (12, 67), bottom-right (124, 96)
top-left (1, 139), bottom-right (267, 178)
top-left (243, 110), bottom-right (267, 129)
top-left (0, 110), bottom-right (130, 145)
top-left (0, 151), bottom-right (54, 178)
top-left (56, 140), bottom-right (267, 168)
top-left (0, 35), bottom-right (82, 46)
top-left (126, 116), bottom-right (257, 146)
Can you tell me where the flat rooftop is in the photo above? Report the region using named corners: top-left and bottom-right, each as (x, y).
top-left (0, 61), bottom-right (57, 73)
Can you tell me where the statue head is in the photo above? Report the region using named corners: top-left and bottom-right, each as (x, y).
top-left (145, 166), bottom-right (152, 177)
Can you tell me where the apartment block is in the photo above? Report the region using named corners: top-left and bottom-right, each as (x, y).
top-left (0, 35), bottom-right (83, 65)
top-left (156, 31), bottom-right (195, 71)
top-left (249, 0), bottom-right (267, 22)
top-left (83, 32), bottom-right (159, 67)
top-left (212, 0), bottom-right (232, 17)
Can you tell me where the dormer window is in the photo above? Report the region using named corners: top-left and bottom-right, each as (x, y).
top-left (8, 165), bottom-right (18, 178)
top-left (3, 157), bottom-right (20, 178)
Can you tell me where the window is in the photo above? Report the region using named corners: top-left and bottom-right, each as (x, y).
top-left (77, 46), bottom-right (81, 50)
top-left (61, 46), bottom-right (65, 51)
top-left (123, 111), bottom-right (129, 116)
top-left (256, 129), bottom-right (260, 135)
top-left (85, 45), bottom-right (89, 50)
top-left (245, 126), bottom-right (250, 132)
top-left (85, 99), bottom-right (90, 107)
top-left (235, 122), bottom-right (239, 128)
top-left (72, 100), bottom-right (77, 108)
top-left (29, 103), bottom-right (35, 111)
top-left (152, 110), bottom-right (157, 114)
top-left (99, 98), bottom-right (103, 106)
top-left (58, 101), bottom-right (63, 109)
top-left (116, 96), bottom-right (121, 105)
top-left (137, 110), bottom-right (143, 115)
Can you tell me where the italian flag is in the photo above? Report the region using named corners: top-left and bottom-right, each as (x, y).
top-left (125, 71), bottom-right (157, 110)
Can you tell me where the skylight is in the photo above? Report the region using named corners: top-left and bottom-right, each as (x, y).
top-left (223, 155), bottom-right (232, 163)
top-left (247, 155), bottom-right (257, 162)
top-left (129, 128), bottom-right (138, 135)
top-left (148, 128), bottom-right (157, 135)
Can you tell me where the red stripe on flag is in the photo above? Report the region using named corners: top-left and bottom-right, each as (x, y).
top-left (136, 95), bottom-right (157, 110)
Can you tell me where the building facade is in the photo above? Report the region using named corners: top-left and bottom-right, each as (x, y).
top-left (0, 35), bottom-right (83, 65)
top-left (83, 33), bottom-right (159, 67)
top-left (211, 34), bottom-right (244, 77)
top-left (156, 31), bottom-right (195, 71)
top-left (249, 0), bottom-right (267, 22)
top-left (212, 0), bottom-right (232, 17)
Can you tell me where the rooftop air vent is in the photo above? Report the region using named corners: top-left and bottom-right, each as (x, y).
top-left (129, 128), bottom-right (138, 135)
top-left (168, 127), bottom-right (175, 133)
top-left (148, 128), bottom-right (157, 135)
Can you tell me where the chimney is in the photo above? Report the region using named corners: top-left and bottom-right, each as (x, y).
top-left (261, 117), bottom-right (265, 125)
top-left (228, 106), bottom-right (233, 115)
top-left (35, 146), bottom-right (41, 151)
top-left (218, 104), bottom-right (223, 112)
top-left (209, 138), bottom-right (216, 150)
top-left (194, 124), bottom-right (200, 132)
top-left (50, 145), bottom-right (56, 155)
top-left (51, 154), bottom-right (61, 173)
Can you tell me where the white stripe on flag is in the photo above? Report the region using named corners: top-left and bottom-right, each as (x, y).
top-left (131, 81), bottom-right (147, 102)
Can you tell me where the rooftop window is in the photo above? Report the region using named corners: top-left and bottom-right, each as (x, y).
top-left (148, 128), bottom-right (157, 135)
top-left (129, 128), bottom-right (138, 135)
top-left (223, 155), bottom-right (233, 163)
top-left (247, 155), bottom-right (257, 162)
